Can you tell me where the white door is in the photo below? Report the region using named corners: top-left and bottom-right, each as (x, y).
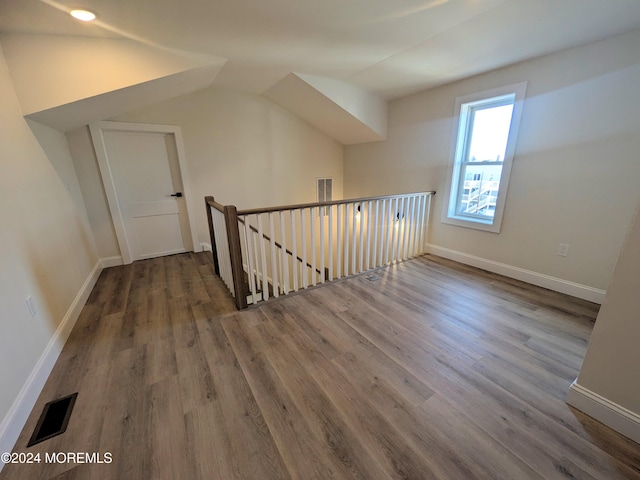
top-left (91, 122), bottom-right (197, 263)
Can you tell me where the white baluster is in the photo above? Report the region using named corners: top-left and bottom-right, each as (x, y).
top-left (413, 195), bottom-right (422, 256)
top-left (408, 195), bottom-right (418, 257)
top-left (269, 212), bottom-right (279, 297)
top-left (399, 197), bottom-right (406, 260)
top-left (403, 196), bottom-right (413, 260)
top-left (328, 205), bottom-right (333, 281)
top-left (351, 203), bottom-right (357, 275)
top-left (373, 199), bottom-right (380, 269)
top-left (212, 213), bottom-right (221, 283)
top-left (257, 214), bottom-right (269, 300)
top-left (211, 211), bottom-right (219, 276)
top-left (400, 196), bottom-right (408, 260)
top-left (358, 202), bottom-right (365, 273)
top-left (319, 206), bottom-right (325, 283)
top-left (336, 203), bottom-right (342, 278)
top-left (291, 210), bottom-right (299, 292)
top-left (242, 217), bottom-right (257, 304)
top-left (214, 212), bottom-right (230, 293)
top-left (390, 197), bottom-right (398, 263)
top-left (366, 201), bottom-right (372, 271)
top-left (421, 195), bottom-right (428, 254)
top-left (400, 196), bottom-right (408, 261)
top-left (252, 228), bottom-right (260, 296)
top-left (311, 207), bottom-right (317, 287)
top-left (402, 196), bottom-right (409, 259)
top-left (344, 203), bottom-right (350, 276)
top-left (423, 194), bottom-right (432, 253)
top-left (379, 199), bottom-right (386, 267)
top-left (301, 208), bottom-right (308, 289)
top-left (226, 218), bottom-right (234, 293)
top-left (280, 211), bottom-right (290, 295)
top-left (410, 195), bottom-right (417, 257)
top-left (277, 249), bottom-right (283, 295)
top-left (416, 194), bottom-right (425, 255)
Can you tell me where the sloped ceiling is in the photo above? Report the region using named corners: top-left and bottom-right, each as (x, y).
top-left (0, 34), bottom-right (225, 122)
top-left (25, 64), bottom-right (226, 132)
top-left (265, 73), bottom-right (388, 145)
top-left (1, 0), bottom-right (640, 140)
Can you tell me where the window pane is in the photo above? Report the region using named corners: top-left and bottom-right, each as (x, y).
top-left (457, 164), bottom-right (502, 218)
top-left (444, 82), bottom-right (526, 232)
top-left (467, 104), bottom-right (513, 162)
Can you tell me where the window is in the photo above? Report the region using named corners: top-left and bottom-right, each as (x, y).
top-left (443, 82), bottom-right (527, 233)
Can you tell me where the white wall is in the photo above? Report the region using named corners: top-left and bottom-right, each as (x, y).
top-left (0, 44), bottom-right (98, 461)
top-left (567, 199), bottom-right (640, 443)
top-left (66, 127), bottom-right (120, 259)
top-left (344, 29), bottom-right (640, 294)
top-left (67, 88), bottom-right (344, 257)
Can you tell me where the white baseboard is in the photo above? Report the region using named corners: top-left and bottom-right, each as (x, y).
top-left (425, 244), bottom-right (606, 304)
top-left (567, 381), bottom-right (640, 444)
top-left (100, 255), bottom-right (123, 268)
top-left (201, 242), bottom-right (212, 252)
top-left (0, 260), bottom-right (102, 471)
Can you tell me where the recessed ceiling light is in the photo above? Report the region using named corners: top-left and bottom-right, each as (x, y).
top-left (69, 9), bottom-right (96, 22)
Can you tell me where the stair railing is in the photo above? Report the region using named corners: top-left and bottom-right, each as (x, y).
top-left (206, 191), bottom-right (435, 309)
top-left (238, 218), bottom-right (328, 305)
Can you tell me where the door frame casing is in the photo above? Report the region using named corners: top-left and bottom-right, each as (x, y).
top-left (89, 121), bottom-right (200, 264)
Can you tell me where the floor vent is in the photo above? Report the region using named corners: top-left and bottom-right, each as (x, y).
top-left (27, 393), bottom-right (78, 447)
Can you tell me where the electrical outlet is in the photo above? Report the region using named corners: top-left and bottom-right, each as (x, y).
top-left (557, 243), bottom-right (570, 257)
top-left (26, 295), bottom-right (38, 317)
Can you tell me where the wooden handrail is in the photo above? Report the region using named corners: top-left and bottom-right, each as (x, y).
top-left (237, 191), bottom-right (436, 216)
top-left (238, 217), bottom-right (325, 276)
top-left (205, 197), bottom-right (226, 213)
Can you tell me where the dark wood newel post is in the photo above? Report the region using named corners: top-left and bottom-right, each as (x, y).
top-left (205, 196), bottom-right (220, 275)
top-left (223, 205), bottom-right (248, 310)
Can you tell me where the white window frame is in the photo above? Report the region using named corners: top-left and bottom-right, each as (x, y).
top-left (442, 82), bottom-right (527, 233)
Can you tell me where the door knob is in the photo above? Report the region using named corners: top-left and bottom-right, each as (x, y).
top-left (170, 192), bottom-right (183, 198)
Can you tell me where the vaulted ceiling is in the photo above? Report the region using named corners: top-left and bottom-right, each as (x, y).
top-left (2, 0), bottom-right (640, 139)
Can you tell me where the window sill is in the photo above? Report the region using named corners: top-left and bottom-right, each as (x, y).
top-left (442, 214), bottom-right (501, 233)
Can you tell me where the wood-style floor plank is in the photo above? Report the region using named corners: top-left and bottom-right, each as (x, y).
top-left (2, 252), bottom-right (639, 480)
top-left (223, 317), bottom-right (355, 480)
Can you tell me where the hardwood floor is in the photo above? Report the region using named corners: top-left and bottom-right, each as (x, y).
top-left (2, 252), bottom-right (639, 479)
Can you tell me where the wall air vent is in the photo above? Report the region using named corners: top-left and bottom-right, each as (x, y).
top-left (317, 178), bottom-right (332, 216)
